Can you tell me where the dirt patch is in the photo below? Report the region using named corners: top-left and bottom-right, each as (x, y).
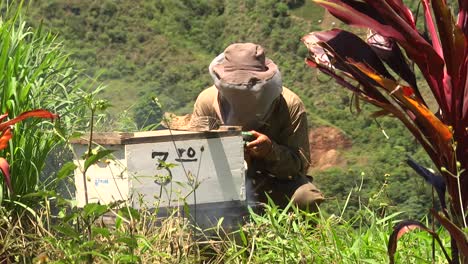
top-left (309, 126), bottom-right (352, 171)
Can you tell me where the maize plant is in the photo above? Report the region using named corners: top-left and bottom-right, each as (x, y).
top-left (1, 1), bottom-right (90, 200)
top-left (301, 0), bottom-right (467, 263)
top-left (0, 110), bottom-right (57, 198)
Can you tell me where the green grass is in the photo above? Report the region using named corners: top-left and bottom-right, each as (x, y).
top-left (0, 194), bottom-right (451, 263)
top-left (97, 79), bottom-right (145, 115)
top-left (290, 0), bottom-right (325, 23)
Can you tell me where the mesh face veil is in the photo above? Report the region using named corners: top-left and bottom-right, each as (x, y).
top-left (209, 53), bottom-right (282, 130)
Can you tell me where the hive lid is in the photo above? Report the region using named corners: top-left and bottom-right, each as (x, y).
top-left (70, 128), bottom-right (242, 145)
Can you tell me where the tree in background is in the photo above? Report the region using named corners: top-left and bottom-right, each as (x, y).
top-left (302, 0), bottom-right (467, 262)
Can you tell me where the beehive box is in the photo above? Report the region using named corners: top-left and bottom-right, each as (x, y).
top-left (72, 129), bottom-right (246, 212)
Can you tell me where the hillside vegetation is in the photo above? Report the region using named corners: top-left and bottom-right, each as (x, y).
top-left (25, 0), bottom-right (434, 219)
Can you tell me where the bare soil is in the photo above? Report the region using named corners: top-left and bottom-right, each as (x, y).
top-left (309, 126), bottom-right (352, 171)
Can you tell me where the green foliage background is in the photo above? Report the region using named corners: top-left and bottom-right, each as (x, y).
top-left (24, 0), bottom-right (435, 219)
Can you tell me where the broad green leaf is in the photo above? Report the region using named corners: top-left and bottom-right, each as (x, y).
top-left (91, 227), bottom-right (111, 238)
top-left (54, 223), bottom-right (80, 239)
top-left (57, 161), bottom-right (77, 180)
top-left (116, 236), bottom-right (138, 248)
top-left (119, 206), bottom-right (141, 221)
top-left (84, 149), bottom-right (114, 171)
top-left (116, 254), bottom-right (141, 264)
top-left (69, 131), bottom-right (83, 139)
top-left (22, 190), bottom-right (56, 199)
top-left (115, 216), bottom-right (123, 229)
top-left (83, 203), bottom-right (109, 218)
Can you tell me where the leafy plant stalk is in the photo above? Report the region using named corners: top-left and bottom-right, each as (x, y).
top-left (442, 165), bottom-right (467, 229)
top-left (301, 0), bottom-right (467, 262)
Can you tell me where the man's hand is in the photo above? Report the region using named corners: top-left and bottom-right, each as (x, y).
top-left (245, 130), bottom-right (273, 159)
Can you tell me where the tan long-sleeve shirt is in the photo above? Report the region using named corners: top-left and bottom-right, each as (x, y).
top-left (191, 85), bottom-right (310, 180)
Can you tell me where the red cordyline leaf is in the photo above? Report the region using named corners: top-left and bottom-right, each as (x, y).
top-left (0, 113), bottom-right (8, 122)
top-left (0, 158), bottom-right (11, 193)
top-left (306, 3), bottom-right (468, 260)
top-left (353, 63), bottom-right (451, 139)
top-left (407, 157), bottom-right (447, 211)
top-left (366, 30), bottom-right (423, 101)
top-left (421, 0), bottom-right (444, 59)
top-left (458, 0), bottom-right (468, 38)
top-left (302, 32), bottom-right (441, 163)
top-left (302, 29), bottom-right (391, 103)
top-left (384, 0), bottom-right (415, 28)
top-left (305, 54), bottom-right (441, 166)
top-left (432, 0), bottom-right (466, 121)
top-left (303, 29), bottom-right (394, 79)
top-left (431, 209), bottom-right (468, 258)
top-left (401, 86), bottom-right (414, 97)
top-left (314, 0), bottom-right (447, 116)
top-left (312, 0), bottom-right (468, 218)
top-left (0, 128), bottom-right (12, 150)
top-left (388, 219), bottom-right (451, 264)
top-left (314, 0), bottom-right (404, 39)
top-left (430, 0), bottom-right (468, 213)
top-left (351, 62), bottom-right (454, 165)
top-left (0, 110), bottom-right (58, 132)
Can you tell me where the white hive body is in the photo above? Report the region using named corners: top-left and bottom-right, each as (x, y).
top-left (72, 129), bottom-right (246, 220)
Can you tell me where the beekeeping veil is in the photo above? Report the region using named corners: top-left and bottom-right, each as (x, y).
top-left (209, 43), bottom-right (282, 130)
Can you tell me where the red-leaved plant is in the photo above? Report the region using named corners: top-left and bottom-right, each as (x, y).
top-left (0, 110), bottom-right (57, 195)
top-left (301, 0), bottom-right (467, 263)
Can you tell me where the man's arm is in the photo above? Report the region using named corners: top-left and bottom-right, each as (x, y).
top-left (246, 111), bottom-right (310, 180)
